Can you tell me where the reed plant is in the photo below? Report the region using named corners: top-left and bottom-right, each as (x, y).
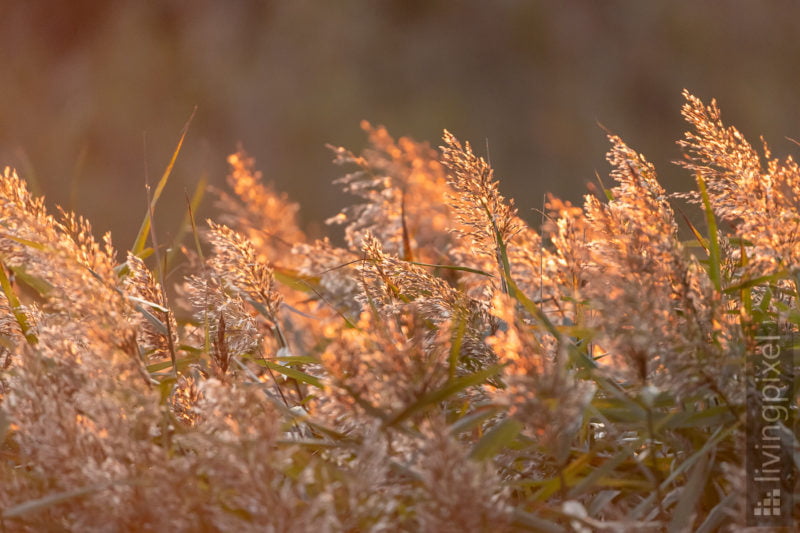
top-left (0, 92), bottom-right (797, 531)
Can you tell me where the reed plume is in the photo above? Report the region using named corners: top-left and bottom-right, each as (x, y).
top-left (1, 92), bottom-right (793, 531)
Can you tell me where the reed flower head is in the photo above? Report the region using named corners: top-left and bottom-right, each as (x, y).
top-left (0, 167), bottom-right (130, 351)
top-left (440, 130), bottom-right (523, 261)
top-left (206, 220), bottom-right (282, 321)
top-left (583, 132), bottom-right (740, 399)
top-left (415, 420), bottom-right (512, 533)
top-left (1, 92), bottom-right (780, 530)
top-left (122, 252), bottom-right (178, 361)
top-left (216, 149), bottom-right (305, 264)
top-left (293, 237), bottom-right (362, 318)
top-left (328, 121), bottom-right (456, 263)
top-left (678, 90), bottom-right (800, 277)
top-left (320, 303), bottom-right (451, 424)
top-left (487, 294), bottom-right (595, 454)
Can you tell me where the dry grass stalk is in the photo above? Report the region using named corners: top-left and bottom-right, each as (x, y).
top-left (0, 92), bottom-right (794, 531)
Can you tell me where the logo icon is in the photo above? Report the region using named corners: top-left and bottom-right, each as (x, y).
top-left (753, 488), bottom-right (781, 517)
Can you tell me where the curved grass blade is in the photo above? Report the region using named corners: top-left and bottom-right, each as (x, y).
top-left (257, 359), bottom-right (323, 389)
top-left (696, 174), bottom-right (721, 291)
top-left (509, 508), bottom-right (567, 533)
top-left (9, 266), bottom-right (52, 297)
top-left (568, 445), bottom-right (639, 499)
top-left (449, 405), bottom-right (501, 435)
top-left (469, 417), bottom-right (522, 461)
top-left (132, 107), bottom-right (196, 256)
top-left (146, 355), bottom-right (200, 374)
top-left (273, 267), bottom-right (320, 292)
top-left (723, 272), bottom-right (785, 294)
top-left (630, 423), bottom-right (738, 520)
top-left (668, 450), bottom-right (711, 533)
top-left (407, 260), bottom-right (495, 278)
top-left (677, 206), bottom-right (709, 254)
top-left (132, 303), bottom-right (169, 336)
top-left (0, 257), bottom-right (36, 344)
top-left (0, 232), bottom-right (46, 250)
top-left (2, 480), bottom-right (133, 519)
top-left (695, 492), bottom-right (736, 533)
top-left (166, 177), bottom-right (207, 270)
top-left (386, 364), bottom-right (504, 427)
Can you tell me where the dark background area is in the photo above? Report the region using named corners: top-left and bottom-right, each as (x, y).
top-left (1, 0), bottom-right (799, 249)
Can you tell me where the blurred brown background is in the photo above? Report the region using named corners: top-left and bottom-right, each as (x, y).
top-left (2, 0), bottom-right (799, 249)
